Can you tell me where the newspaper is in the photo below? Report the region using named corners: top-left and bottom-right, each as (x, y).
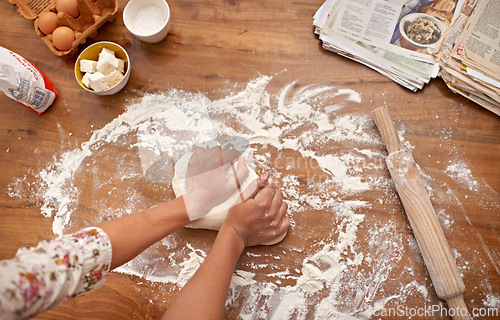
top-left (434, 0), bottom-right (500, 115)
top-left (314, 0), bottom-right (500, 115)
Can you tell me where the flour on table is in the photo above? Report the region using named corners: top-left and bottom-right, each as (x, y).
top-left (484, 293), bottom-right (500, 308)
top-left (8, 74), bottom-right (498, 319)
top-left (445, 160), bottom-right (480, 192)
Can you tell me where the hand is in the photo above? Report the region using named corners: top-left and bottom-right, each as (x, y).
top-left (222, 182), bottom-right (290, 247)
top-left (182, 146), bottom-right (249, 220)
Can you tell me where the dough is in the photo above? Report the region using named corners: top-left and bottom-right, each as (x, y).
top-left (172, 152), bottom-right (286, 245)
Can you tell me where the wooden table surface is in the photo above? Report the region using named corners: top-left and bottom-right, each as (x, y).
top-left (0, 0), bottom-right (498, 319)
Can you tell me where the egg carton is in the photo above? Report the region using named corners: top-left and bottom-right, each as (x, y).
top-left (10, 0), bottom-right (118, 56)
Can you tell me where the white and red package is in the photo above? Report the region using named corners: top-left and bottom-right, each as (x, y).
top-left (0, 46), bottom-right (57, 114)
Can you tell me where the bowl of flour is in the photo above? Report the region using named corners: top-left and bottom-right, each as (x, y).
top-left (123, 0), bottom-right (171, 43)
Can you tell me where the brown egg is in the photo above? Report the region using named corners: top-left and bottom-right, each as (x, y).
top-left (52, 26), bottom-right (75, 51)
top-left (38, 12), bottom-right (59, 35)
top-left (56, 0), bottom-right (80, 18)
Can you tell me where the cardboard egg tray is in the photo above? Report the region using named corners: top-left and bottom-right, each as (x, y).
top-left (10, 0), bottom-right (118, 56)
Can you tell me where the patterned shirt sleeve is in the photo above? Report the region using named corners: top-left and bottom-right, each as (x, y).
top-left (0, 227), bottom-right (112, 320)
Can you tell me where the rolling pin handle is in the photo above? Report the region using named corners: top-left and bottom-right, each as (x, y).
top-left (447, 295), bottom-right (472, 320)
top-left (372, 106), bottom-right (403, 154)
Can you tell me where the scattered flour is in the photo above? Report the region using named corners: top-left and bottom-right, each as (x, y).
top-left (7, 75), bottom-right (498, 319)
top-left (484, 293), bottom-right (500, 308)
top-left (445, 161), bottom-right (480, 192)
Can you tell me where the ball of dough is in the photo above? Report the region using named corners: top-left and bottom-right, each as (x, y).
top-left (172, 152), bottom-right (286, 245)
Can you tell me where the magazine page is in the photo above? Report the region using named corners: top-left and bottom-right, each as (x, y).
top-left (313, 0), bottom-right (336, 30)
top-left (319, 29), bottom-right (438, 81)
top-left (459, 0), bottom-right (500, 80)
top-left (433, 13), bottom-right (467, 56)
top-left (441, 68), bottom-right (500, 115)
top-left (317, 0), bottom-right (438, 83)
top-left (323, 0), bottom-right (465, 62)
top-left (322, 41), bottom-right (423, 90)
top-left (319, 31), bottom-right (437, 89)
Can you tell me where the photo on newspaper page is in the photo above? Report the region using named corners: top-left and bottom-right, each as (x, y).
top-left (323, 0), bottom-right (466, 63)
top-left (389, 0), bottom-right (465, 56)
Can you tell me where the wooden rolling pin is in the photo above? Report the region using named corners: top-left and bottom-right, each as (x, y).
top-left (373, 106), bottom-right (471, 320)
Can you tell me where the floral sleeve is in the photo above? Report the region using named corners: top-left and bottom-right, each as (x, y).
top-left (0, 227), bottom-right (112, 320)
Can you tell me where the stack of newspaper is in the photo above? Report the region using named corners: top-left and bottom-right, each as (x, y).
top-left (314, 0), bottom-right (500, 115)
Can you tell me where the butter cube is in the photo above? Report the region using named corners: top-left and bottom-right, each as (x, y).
top-left (82, 73), bottom-right (91, 88)
top-left (88, 72), bottom-right (107, 92)
top-left (105, 70), bottom-right (124, 88)
top-left (80, 59), bottom-right (97, 73)
top-left (117, 59), bottom-right (125, 73)
top-left (97, 54), bottom-right (119, 75)
top-left (99, 47), bottom-right (115, 59)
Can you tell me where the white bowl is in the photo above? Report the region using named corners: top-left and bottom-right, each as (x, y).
top-left (123, 0), bottom-right (171, 43)
top-left (75, 42), bottom-right (131, 96)
top-left (399, 13), bottom-right (445, 49)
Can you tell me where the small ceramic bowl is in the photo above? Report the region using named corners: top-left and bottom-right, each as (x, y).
top-left (123, 0), bottom-right (171, 43)
top-left (74, 41), bottom-right (131, 95)
top-left (399, 13), bottom-right (445, 49)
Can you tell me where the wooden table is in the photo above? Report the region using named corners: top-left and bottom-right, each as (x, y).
top-left (0, 0), bottom-right (498, 319)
